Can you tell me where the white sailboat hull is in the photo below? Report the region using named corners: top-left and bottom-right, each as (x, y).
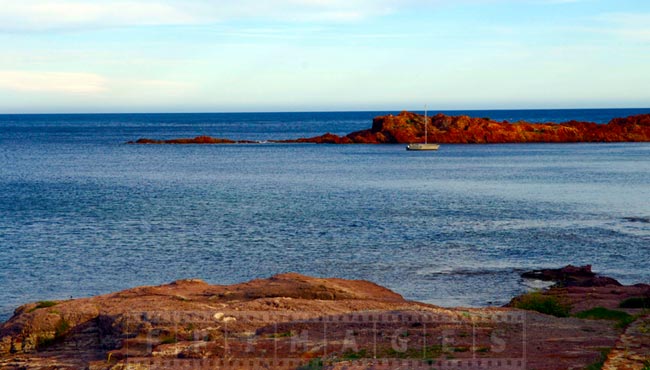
top-left (406, 107), bottom-right (440, 151)
top-left (406, 143), bottom-right (440, 151)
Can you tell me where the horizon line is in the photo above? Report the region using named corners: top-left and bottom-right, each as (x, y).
top-left (1, 107), bottom-right (650, 116)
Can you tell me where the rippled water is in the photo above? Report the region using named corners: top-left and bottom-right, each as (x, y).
top-left (1, 110), bottom-right (649, 321)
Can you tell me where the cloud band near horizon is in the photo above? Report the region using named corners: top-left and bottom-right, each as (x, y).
top-left (0, 0), bottom-right (648, 113)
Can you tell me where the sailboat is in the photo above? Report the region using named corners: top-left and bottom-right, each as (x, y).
top-left (406, 107), bottom-right (440, 151)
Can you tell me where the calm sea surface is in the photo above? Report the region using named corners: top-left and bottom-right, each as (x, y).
top-left (1, 109), bottom-right (649, 321)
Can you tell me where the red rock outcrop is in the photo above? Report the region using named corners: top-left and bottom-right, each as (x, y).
top-left (299, 111), bottom-right (650, 144)
top-left (128, 136), bottom-right (255, 144)
top-left (515, 265), bottom-right (650, 314)
top-left (521, 264), bottom-right (623, 288)
top-left (129, 112), bottom-right (650, 145)
top-left (2, 271), bottom-right (648, 369)
top-left (513, 266), bottom-right (650, 369)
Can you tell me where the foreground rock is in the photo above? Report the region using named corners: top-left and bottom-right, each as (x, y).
top-left (605, 313), bottom-right (650, 370)
top-left (1, 271), bottom-right (648, 369)
top-left (518, 265), bottom-right (650, 313)
top-left (130, 112), bottom-right (650, 145)
top-left (514, 265), bottom-right (650, 369)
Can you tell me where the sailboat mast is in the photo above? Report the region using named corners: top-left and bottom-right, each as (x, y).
top-left (424, 105), bottom-right (428, 145)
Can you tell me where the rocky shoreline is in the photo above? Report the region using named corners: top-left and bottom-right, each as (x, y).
top-left (128, 112), bottom-right (650, 145)
top-left (1, 266), bottom-right (648, 369)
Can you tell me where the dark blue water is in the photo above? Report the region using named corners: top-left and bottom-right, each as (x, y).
top-left (1, 109), bottom-right (649, 321)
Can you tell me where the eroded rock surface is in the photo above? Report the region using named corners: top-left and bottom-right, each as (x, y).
top-left (301, 111), bottom-right (650, 144)
top-left (1, 271), bottom-right (648, 369)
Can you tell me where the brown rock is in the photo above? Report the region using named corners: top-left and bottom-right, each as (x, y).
top-left (295, 111), bottom-right (650, 144)
top-left (127, 136), bottom-right (256, 144)
top-left (1, 272), bottom-right (647, 369)
top-left (129, 112), bottom-right (650, 145)
top-left (604, 314), bottom-right (650, 369)
top-left (521, 264), bottom-right (622, 287)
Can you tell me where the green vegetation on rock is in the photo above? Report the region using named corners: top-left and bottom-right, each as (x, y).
top-left (512, 292), bottom-right (571, 317)
top-left (619, 297), bottom-right (650, 309)
top-left (55, 318), bottom-right (70, 337)
top-left (583, 348), bottom-right (611, 370)
top-left (268, 331), bottom-right (294, 338)
top-left (28, 301), bottom-right (57, 313)
top-left (36, 318), bottom-right (71, 349)
top-left (297, 358), bottom-right (324, 370)
top-left (160, 335), bottom-right (178, 345)
top-left (340, 349), bottom-right (368, 360)
top-left (575, 307), bottom-right (635, 328)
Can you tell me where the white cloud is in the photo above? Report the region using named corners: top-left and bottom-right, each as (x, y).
top-left (0, 0), bottom-right (611, 32)
top-left (0, 1), bottom-right (197, 31)
top-left (602, 12), bottom-right (650, 42)
top-left (573, 12), bottom-right (650, 43)
top-left (0, 0), bottom-right (396, 31)
top-left (0, 70), bottom-right (108, 93)
top-left (0, 0), bottom-right (501, 31)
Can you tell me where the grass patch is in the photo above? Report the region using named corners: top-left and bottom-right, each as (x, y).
top-left (383, 344), bottom-right (443, 360)
top-left (335, 344), bottom-right (475, 362)
top-left (37, 336), bottom-right (57, 348)
top-left (512, 292), bottom-right (571, 317)
top-left (475, 346), bottom-right (490, 353)
top-left (576, 307), bottom-right (636, 328)
top-left (619, 297), bottom-right (650, 309)
top-left (55, 318), bottom-right (70, 337)
top-left (28, 301), bottom-right (57, 313)
top-left (297, 358), bottom-right (324, 370)
top-left (639, 319), bottom-right (650, 334)
top-left (584, 348), bottom-right (610, 370)
top-left (268, 331), bottom-right (294, 338)
top-left (160, 335), bottom-right (178, 345)
top-left (36, 318), bottom-right (70, 349)
top-left (340, 349), bottom-right (368, 360)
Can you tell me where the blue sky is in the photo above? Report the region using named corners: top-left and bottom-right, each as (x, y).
top-left (0, 0), bottom-right (649, 113)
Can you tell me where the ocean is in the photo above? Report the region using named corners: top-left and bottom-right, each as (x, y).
top-left (1, 109), bottom-right (649, 321)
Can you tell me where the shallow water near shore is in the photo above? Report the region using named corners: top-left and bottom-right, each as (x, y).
top-left (1, 109), bottom-right (649, 321)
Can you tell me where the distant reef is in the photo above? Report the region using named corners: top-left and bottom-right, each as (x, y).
top-left (128, 112), bottom-right (650, 144)
top-left (130, 136), bottom-right (256, 144)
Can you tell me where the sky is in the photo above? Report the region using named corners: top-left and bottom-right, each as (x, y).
top-left (0, 0), bottom-right (649, 113)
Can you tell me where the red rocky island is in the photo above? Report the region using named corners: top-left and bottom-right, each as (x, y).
top-left (130, 112), bottom-right (650, 145)
top-left (292, 111), bottom-right (650, 144)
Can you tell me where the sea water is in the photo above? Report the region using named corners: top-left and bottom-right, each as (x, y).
top-left (1, 109), bottom-right (649, 321)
